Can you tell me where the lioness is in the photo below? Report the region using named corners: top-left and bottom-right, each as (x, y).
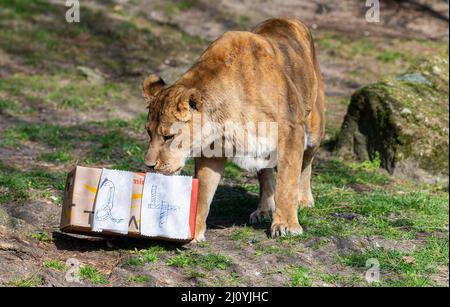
top-left (142, 18), bottom-right (325, 242)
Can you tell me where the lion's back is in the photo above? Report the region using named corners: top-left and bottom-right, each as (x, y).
top-left (252, 18), bottom-right (322, 114)
top-left (180, 18), bottom-right (322, 122)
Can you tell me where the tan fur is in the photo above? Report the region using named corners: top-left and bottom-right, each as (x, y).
top-left (143, 18), bottom-right (325, 241)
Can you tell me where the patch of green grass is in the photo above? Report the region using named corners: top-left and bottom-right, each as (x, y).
top-left (299, 187), bottom-right (448, 240)
top-left (229, 272), bottom-right (240, 284)
top-left (361, 191), bottom-right (447, 235)
top-left (208, 271), bottom-right (241, 287)
top-left (131, 112), bottom-right (148, 132)
top-left (127, 275), bottom-right (150, 283)
top-left (377, 51), bottom-right (404, 63)
top-left (128, 245), bottom-right (165, 266)
top-left (167, 253), bottom-right (193, 268)
top-left (0, 163), bottom-right (65, 203)
top-left (140, 248), bottom-right (161, 263)
top-left (0, 0), bottom-right (55, 19)
top-left (167, 251), bottom-right (233, 271)
top-left (1, 128), bottom-right (29, 148)
top-left (230, 226), bottom-right (256, 241)
top-left (0, 0), bottom-right (185, 73)
top-left (181, 159), bottom-right (195, 176)
top-left (98, 133), bottom-right (145, 169)
top-left (174, 0), bottom-right (198, 11)
top-left (0, 98), bottom-right (32, 115)
top-left (195, 241), bottom-right (210, 248)
top-left (186, 269), bottom-right (207, 279)
top-left (307, 238), bottom-right (331, 250)
top-left (237, 15), bottom-right (251, 25)
top-left (31, 231), bottom-right (51, 242)
top-left (35, 28), bottom-right (59, 50)
top-left (241, 183), bottom-right (259, 194)
top-left (60, 95), bottom-right (86, 109)
top-left (127, 256), bottom-right (145, 266)
top-left (289, 266), bottom-right (312, 287)
top-left (1, 116), bottom-right (148, 171)
top-left (339, 236), bottom-right (448, 286)
top-left (314, 158), bottom-right (387, 187)
top-left (215, 157), bottom-right (447, 247)
top-left (255, 244), bottom-right (291, 257)
top-left (78, 266), bottom-right (108, 284)
top-left (223, 161), bottom-right (242, 179)
top-left (315, 35), bottom-right (341, 51)
top-left (195, 253), bottom-right (233, 270)
top-left (180, 31), bottom-right (206, 45)
top-left (0, 73), bottom-right (124, 110)
top-left (0, 167), bottom-right (28, 202)
top-left (38, 150), bottom-right (72, 163)
top-left (43, 260), bottom-right (67, 271)
top-left (315, 33), bottom-right (426, 68)
top-left (315, 34), bottom-right (375, 58)
top-left (2, 123), bottom-right (72, 148)
top-left (294, 157), bottom-right (448, 242)
top-left (352, 152), bottom-right (381, 172)
top-left (0, 98), bottom-right (18, 112)
top-left (318, 272), bottom-right (344, 285)
top-left (348, 38), bottom-right (376, 57)
top-left (163, 0), bottom-right (198, 15)
top-left (6, 274), bottom-right (44, 287)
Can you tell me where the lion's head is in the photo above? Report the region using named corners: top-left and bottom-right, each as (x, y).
top-left (142, 74), bottom-right (202, 175)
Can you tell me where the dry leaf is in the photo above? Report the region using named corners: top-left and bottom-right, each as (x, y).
top-left (403, 256), bottom-right (416, 265)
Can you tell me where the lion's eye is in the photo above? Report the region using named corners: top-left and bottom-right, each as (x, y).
top-left (163, 134), bottom-right (175, 142)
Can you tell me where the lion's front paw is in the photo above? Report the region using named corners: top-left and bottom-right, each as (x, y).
top-left (249, 210), bottom-right (271, 224)
top-left (191, 224), bottom-right (206, 243)
top-left (299, 190), bottom-right (314, 208)
top-left (270, 221), bottom-right (303, 238)
top-left (299, 198), bottom-right (314, 208)
top-left (191, 232), bottom-right (206, 243)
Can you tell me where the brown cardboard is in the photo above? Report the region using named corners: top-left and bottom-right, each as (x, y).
top-left (60, 166), bottom-right (198, 243)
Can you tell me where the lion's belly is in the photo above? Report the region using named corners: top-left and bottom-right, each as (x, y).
top-left (231, 133), bottom-right (310, 171)
top-left (232, 152), bottom-right (277, 171)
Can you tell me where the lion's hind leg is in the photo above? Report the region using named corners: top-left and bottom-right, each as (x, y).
top-left (249, 168), bottom-right (276, 224)
top-left (298, 145), bottom-right (316, 208)
top-left (299, 94), bottom-right (325, 208)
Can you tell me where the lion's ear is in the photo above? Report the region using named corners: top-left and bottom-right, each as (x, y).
top-left (174, 89), bottom-right (202, 121)
top-left (142, 74), bottom-right (166, 102)
top-left (186, 88), bottom-right (202, 112)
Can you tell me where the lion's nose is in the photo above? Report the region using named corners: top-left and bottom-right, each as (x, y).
top-left (145, 161), bottom-right (156, 171)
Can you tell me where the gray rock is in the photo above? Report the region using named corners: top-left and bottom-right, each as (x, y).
top-left (335, 56), bottom-right (449, 184)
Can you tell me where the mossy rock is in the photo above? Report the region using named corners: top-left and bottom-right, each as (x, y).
top-left (335, 56), bottom-right (449, 184)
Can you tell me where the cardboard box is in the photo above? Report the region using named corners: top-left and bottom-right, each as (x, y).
top-left (60, 166), bottom-right (198, 243)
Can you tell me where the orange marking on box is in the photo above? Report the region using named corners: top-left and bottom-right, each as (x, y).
top-left (132, 193), bottom-right (142, 199)
top-left (83, 184), bottom-right (98, 194)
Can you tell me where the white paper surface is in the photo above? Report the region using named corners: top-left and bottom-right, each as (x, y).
top-left (140, 173), bottom-right (192, 239)
top-left (92, 169), bottom-right (133, 234)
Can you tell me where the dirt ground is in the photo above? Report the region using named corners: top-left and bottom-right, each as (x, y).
top-left (0, 0), bottom-right (448, 287)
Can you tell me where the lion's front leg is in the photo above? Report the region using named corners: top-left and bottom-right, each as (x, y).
top-left (192, 157), bottom-right (226, 242)
top-left (271, 126), bottom-right (304, 237)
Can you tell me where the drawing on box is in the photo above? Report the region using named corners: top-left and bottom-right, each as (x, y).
top-left (147, 185), bottom-right (178, 227)
top-left (95, 178), bottom-right (124, 224)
